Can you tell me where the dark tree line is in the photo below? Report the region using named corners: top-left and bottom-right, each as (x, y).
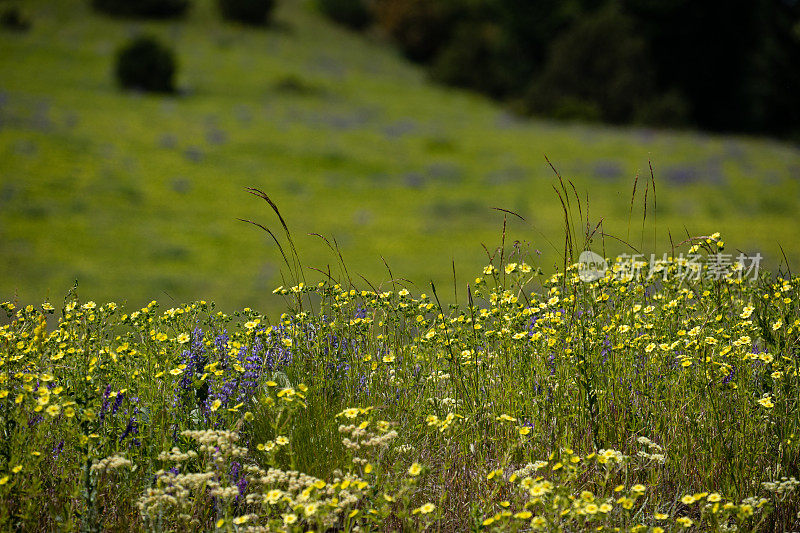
top-left (320, 0), bottom-right (800, 137)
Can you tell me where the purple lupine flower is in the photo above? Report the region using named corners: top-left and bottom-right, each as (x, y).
top-left (722, 365), bottom-right (736, 384)
top-left (99, 384), bottom-right (112, 421)
top-left (52, 439), bottom-right (64, 459)
top-left (237, 476), bottom-right (248, 500)
top-left (120, 416), bottom-right (138, 443)
top-left (112, 391), bottom-right (124, 415)
top-left (236, 347), bottom-right (263, 404)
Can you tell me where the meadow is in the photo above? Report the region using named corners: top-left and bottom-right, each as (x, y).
top-left (1, 224), bottom-right (799, 531)
top-left (2, 0), bottom-right (800, 530)
top-left (1, 0), bottom-right (799, 313)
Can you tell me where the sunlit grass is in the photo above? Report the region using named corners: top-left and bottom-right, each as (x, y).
top-left (1, 0), bottom-right (800, 312)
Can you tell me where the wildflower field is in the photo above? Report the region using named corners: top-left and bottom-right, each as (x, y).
top-left (2, 218), bottom-right (799, 531)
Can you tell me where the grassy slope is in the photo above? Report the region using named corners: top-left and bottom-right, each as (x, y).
top-left (1, 0), bottom-right (799, 313)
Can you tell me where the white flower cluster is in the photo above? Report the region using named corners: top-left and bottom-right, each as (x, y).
top-left (635, 436), bottom-right (665, 464)
top-left (762, 476), bottom-right (800, 496)
top-left (339, 423), bottom-right (398, 450)
top-left (90, 454), bottom-right (132, 474)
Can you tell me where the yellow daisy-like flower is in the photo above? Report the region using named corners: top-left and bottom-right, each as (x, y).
top-left (654, 512), bottom-right (669, 520)
top-left (210, 399), bottom-right (222, 411)
top-left (758, 396), bottom-right (774, 408)
top-left (215, 519), bottom-right (225, 528)
top-left (264, 489), bottom-right (282, 504)
top-left (232, 516), bottom-right (249, 525)
top-left (681, 495), bottom-right (696, 505)
top-left (414, 503), bottom-right (435, 515)
top-left (0, 476), bottom-right (8, 485)
top-left (676, 516), bottom-right (693, 527)
top-left (708, 493), bottom-right (721, 502)
top-left (514, 511), bottom-right (532, 519)
top-left (618, 497), bottom-right (634, 509)
top-left (12, 465), bottom-right (22, 474)
top-left (177, 333), bottom-right (190, 344)
top-left (46, 404), bottom-right (61, 417)
top-left (282, 513), bottom-right (297, 525)
top-left (631, 484), bottom-right (646, 493)
top-left (275, 436), bottom-right (289, 446)
top-left (408, 463), bottom-right (422, 476)
top-left (341, 408), bottom-right (360, 419)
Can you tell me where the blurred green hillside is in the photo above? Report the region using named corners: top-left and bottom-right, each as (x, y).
top-left (1, 0), bottom-right (799, 314)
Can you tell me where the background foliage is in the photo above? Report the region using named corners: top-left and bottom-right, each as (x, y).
top-left (0, 0), bottom-right (799, 315)
top-left (360, 0), bottom-right (800, 137)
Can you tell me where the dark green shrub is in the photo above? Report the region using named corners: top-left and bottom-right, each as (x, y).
top-left (91, 0), bottom-right (190, 18)
top-left (372, 0), bottom-right (460, 63)
top-left (0, 6), bottom-right (31, 31)
top-left (317, 0), bottom-right (371, 30)
top-left (634, 90), bottom-right (690, 128)
top-left (524, 6), bottom-right (654, 124)
top-left (430, 19), bottom-right (523, 99)
top-left (548, 96), bottom-right (602, 122)
top-left (115, 36), bottom-right (177, 93)
top-left (217, 0), bottom-right (275, 26)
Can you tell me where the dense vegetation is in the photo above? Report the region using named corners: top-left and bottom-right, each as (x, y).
top-left (1, 227), bottom-right (799, 530)
top-left (115, 36), bottom-right (178, 93)
top-left (2, 2), bottom-right (800, 530)
top-left (331, 0), bottom-right (800, 137)
top-left (2, 0), bottom-right (799, 313)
